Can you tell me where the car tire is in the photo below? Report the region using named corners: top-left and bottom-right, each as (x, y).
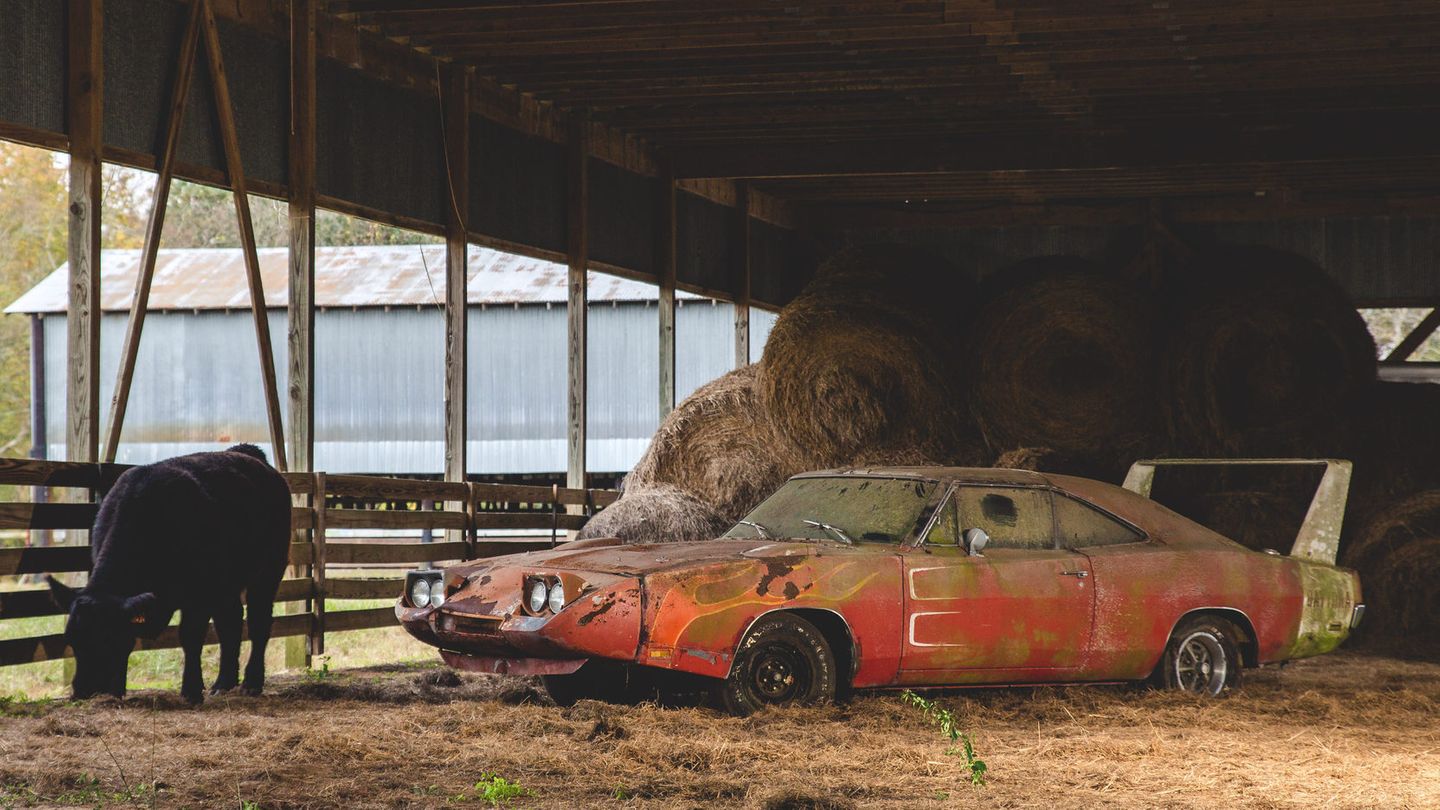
top-left (1159, 616), bottom-right (1243, 697)
top-left (714, 612), bottom-right (837, 716)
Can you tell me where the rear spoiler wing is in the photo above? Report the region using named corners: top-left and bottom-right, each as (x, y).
top-left (1122, 458), bottom-right (1352, 565)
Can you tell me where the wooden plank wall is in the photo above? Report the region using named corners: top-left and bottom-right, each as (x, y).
top-left (0, 457), bottom-right (616, 668)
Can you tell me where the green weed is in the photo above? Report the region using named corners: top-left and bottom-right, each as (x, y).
top-left (900, 690), bottom-right (988, 787)
top-left (461, 773), bottom-right (531, 807)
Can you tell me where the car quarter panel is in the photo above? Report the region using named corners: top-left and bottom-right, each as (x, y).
top-left (1081, 542), bottom-right (1305, 677)
top-left (637, 548), bottom-right (904, 686)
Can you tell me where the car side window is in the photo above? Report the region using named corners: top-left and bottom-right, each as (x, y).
top-left (956, 487), bottom-right (1055, 550)
top-left (1054, 494), bottom-right (1145, 548)
top-left (922, 492), bottom-right (959, 546)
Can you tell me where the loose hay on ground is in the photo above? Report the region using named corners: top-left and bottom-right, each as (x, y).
top-left (1, 651), bottom-right (1438, 809)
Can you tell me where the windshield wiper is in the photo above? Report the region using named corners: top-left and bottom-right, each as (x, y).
top-left (736, 519), bottom-right (774, 539)
top-left (802, 519), bottom-right (853, 545)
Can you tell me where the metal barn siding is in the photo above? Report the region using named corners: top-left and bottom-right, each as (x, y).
top-left (36, 300), bottom-right (763, 475)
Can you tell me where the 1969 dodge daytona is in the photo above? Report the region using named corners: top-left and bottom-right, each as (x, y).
top-left (397, 461), bottom-right (1363, 714)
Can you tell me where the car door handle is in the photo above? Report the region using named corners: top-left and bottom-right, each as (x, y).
top-left (1059, 570), bottom-right (1089, 578)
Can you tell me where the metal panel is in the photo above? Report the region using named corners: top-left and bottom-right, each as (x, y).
top-left (0, 0), bottom-right (66, 137)
top-left (588, 158), bottom-right (657, 276)
top-left (471, 115), bottom-right (566, 256)
top-left (41, 298), bottom-right (738, 476)
top-left (317, 59), bottom-right (446, 227)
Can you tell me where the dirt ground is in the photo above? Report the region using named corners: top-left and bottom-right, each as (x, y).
top-left (1, 649), bottom-right (1438, 809)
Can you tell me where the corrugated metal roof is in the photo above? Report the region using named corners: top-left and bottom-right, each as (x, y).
top-left (5, 245), bottom-right (688, 314)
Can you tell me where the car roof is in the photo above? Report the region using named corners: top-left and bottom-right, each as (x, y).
top-left (793, 466), bottom-right (1051, 487)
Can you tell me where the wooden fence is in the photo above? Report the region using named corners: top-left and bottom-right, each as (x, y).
top-left (0, 457), bottom-right (618, 669)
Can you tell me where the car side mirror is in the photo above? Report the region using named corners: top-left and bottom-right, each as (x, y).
top-left (963, 527), bottom-right (989, 557)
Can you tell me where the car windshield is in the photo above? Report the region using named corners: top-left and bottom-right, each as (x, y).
top-left (723, 476), bottom-right (938, 544)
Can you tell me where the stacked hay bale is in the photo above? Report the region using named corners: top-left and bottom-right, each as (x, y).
top-left (578, 365), bottom-right (804, 544)
top-left (756, 243), bottom-right (984, 467)
top-left (1160, 245), bottom-right (1376, 458)
top-left (1341, 490), bottom-right (1440, 642)
top-left (964, 257), bottom-right (1161, 481)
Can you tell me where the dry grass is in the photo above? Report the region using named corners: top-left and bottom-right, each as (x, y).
top-left (1, 650), bottom-right (1437, 809)
top-left (965, 257), bottom-right (1160, 479)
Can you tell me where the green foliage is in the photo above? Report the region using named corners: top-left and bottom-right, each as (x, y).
top-left (239, 801), bottom-right (260, 810)
top-left (46, 772), bottom-right (159, 806)
top-left (304, 655), bottom-right (333, 683)
top-left (462, 773), bottom-right (531, 807)
top-left (900, 690), bottom-right (988, 787)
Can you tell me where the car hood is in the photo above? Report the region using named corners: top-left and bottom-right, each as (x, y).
top-left (475, 537), bottom-right (838, 577)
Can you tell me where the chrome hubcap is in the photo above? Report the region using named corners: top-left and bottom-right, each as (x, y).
top-left (1174, 631), bottom-right (1229, 696)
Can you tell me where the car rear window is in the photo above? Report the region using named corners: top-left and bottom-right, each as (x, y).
top-left (1054, 494), bottom-right (1145, 548)
top-left (725, 476), bottom-right (937, 543)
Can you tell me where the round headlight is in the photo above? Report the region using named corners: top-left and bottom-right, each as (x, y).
top-left (429, 578), bottom-right (446, 608)
top-left (547, 581), bottom-right (566, 613)
top-left (527, 580), bottom-right (548, 614)
top-left (409, 578), bottom-right (432, 609)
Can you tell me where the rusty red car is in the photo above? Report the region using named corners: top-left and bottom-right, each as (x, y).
top-left (397, 461), bottom-right (1363, 714)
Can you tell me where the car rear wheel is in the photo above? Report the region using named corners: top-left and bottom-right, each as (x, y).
top-left (1160, 616), bottom-right (1243, 696)
top-left (715, 613), bottom-right (836, 716)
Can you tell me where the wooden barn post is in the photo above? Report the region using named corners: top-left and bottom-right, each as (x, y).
top-left (103, 0), bottom-right (203, 463)
top-left (199, 0), bottom-right (289, 471)
top-left (285, 0), bottom-right (318, 668)
top-left (442, 64), bottom-right (470, 543)
top-left (733, 181), bottom-right (752, 367)
top-left (657, 165), bottom-right (677, 421)
top-left (566, 121), bottom-right (590, 497)
top-left (65, 0), bottom-right (103, 470)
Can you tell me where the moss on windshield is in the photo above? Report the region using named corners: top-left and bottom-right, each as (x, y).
top-left (726, 476), bottom-right (937, 543)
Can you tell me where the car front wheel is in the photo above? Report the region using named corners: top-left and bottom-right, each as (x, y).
top-left (1160, 616), bottom-right (1243, 696)
top-left (715, 612), bottom-right (837, 716)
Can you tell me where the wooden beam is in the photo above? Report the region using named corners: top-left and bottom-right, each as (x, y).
top-left (733, 180), bottom-right (751, 367)
top-left (199, 0), bottom-right (288, 471)
top-left (66, 0), bottom-right (103, 466)
top-left (288, 0), bottom-right (318, 475)
top-left (1386, 307), bottom-right (1440, 362)
top-left (566, 121), bottom-right (589, 492)
top-left (443, 64), bottom-right (470, 498)
top-left (657, 165), bottom-right (677, 420)
top-left (103, 0), bottom-right (203, 464)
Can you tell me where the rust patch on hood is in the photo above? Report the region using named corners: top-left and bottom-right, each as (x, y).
top-left (755, 558), bottom-right (798, 597)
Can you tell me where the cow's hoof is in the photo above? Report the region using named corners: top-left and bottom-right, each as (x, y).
top-left (240, 682), bottom-right (263, 697)
top-left (182, 689), bottom-right (204, 706)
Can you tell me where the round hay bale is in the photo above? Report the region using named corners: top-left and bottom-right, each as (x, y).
top-left (758, 245), bottom-right (978, 466)
top-left (626, 364), bottom-right (804, 524)
top-left (1161, 245), bottom-right (1376, 456)
top-left (1341, 490), bottom-right (1440, 641)
top-left (1350, 382), bottom-right (1440, 506)
top-left (576, 484), bottom-right (730, 545)
top-left (963, 257), bottom-right (1160, 478)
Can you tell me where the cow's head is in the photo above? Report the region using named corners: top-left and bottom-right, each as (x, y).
top-left (47, 577), bottom-right (155, 699)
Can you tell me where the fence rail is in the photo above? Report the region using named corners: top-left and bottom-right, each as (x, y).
top-left (0, 457), bottom-right (616, 669)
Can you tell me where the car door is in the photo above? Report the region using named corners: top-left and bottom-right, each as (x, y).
top-left (900, 485), bottom-right (1095, 684)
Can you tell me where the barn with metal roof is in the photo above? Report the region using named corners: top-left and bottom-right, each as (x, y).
top-left (5, 246), bottom-right (776, 478)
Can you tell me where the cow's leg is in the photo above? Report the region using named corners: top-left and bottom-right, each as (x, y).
top-left (241, 592), bottom-right (275, 696)
top-left (178, 608), bottom-right (211, 705)
top-left (210, 596), bottom-right (243, 694)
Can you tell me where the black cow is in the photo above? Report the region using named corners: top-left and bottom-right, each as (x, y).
top-left (47, 444), bottom-right (291, 703)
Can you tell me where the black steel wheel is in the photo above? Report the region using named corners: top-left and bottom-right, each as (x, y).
top-left (1159, 616), bottom-right (1243, 697)
top-left (715, 613), bottom-right (836, 716)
